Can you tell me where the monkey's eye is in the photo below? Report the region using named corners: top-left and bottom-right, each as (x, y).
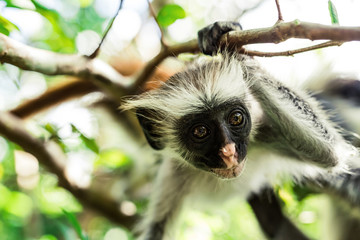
top-left (192, 125), bottom-right (210, 139)
top-left (228, 111), bottom-right (244, 126)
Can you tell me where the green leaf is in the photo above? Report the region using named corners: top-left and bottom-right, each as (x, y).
top-left (0, 164), bottom-right (3, 180)
top-left (157, 4), bottom-right (186, 28)
top-left (1, 141), bottom-right (16, 180)
top-left (37, 175), bottom-right (82, 215)
top-left (95, 149), bottom-right (132, 169)
top-left (44, 123), bottom-right (58, 135)
top-left (0, 184), bottom-right (12, 209)
top-left (4, 192), bottom-right (33, 219)
top-left (39, 235), bottom-right (57, 240)
top-left (328, 0), bottom-right (339, 25)
top-left (0, 25), bottom-right (10, 36)
top-left (71, 124), bottom-right (99, 153)
top-left (0, 15), bottom-right (19, 35)
top-left (79, 0), bottom-right (94, 8)
top-left (80, 134), bottom-right (99, 153)
top-left (2, 0), bottom-right (17, 8)
top-left (30, 0), bottom-right (77, 52)
top-left (62, 209), bottom-right (88, 240)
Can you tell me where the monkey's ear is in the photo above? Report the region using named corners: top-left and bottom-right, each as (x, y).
top-left (136, 109), bottom-right (165, 150)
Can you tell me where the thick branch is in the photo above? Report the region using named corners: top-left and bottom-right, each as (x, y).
top-left (3, 21), bottom-right (360, 94)
top-left (0, 34), bottom-right (129, 101)
top-left (134, 21), bottom-right (360, 89)
top-left (0, 111), bottom-right (137, 228)
top-left (10, 78), bottom-right (98, 118)
top-left (221, 20), bottom-right (360, 47)
top-left (3, 20), bottom-right (360, 98)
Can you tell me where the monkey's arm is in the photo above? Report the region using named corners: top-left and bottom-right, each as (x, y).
top-left (248, 188), bottom-right (310, 240)
top-left (248, 73), bottom-right (342, 167)
top-left (198, 21), bottom-right (354, 168)
top-left (312, 168), bottom-right (360, 205)
top-left (139, 159), bottom-right (192, 240)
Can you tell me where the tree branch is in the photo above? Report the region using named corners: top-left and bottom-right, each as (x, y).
top-left (131, 39), bottom-right (199, 92)
top-left (88, 0), bottom-right (124, 59)
top-left (2, 21), bottom-right (360, 93)
top-left (221, 20), bottom-right (360, 47)
top-left (10, 78), bottom-right (98, 119)
top-left (239, 40), bottom-right (343, 57)
top-left (0, 34), bottom-right (129, 102)
top-left (2, 20), bottom-right (360, 98)
top-left (133, 20), bottom-right (360, 89)
top-left (4, 20), bottom-right (360, 117)
top-left (0, 111), bottom-right (138, 228)
top-left (147, 0), bottom-right (167, 48)
top-left (275, 0), bottom-right (284, 22)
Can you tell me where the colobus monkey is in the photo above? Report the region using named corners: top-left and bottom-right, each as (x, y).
top-left (123, 22), bottom-right (359, 240)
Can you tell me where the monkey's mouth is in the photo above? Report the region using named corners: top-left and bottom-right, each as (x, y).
top-left (210, 159), bottom-right (246, 179)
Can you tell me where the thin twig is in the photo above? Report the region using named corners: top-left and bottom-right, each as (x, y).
top-left (275, 0), bottom-right (284, 22)
top-left (147, 0), bottom-right (167, 48)
top-left (130, 39), bottom-right (199, 92)
top-left (239, 40), bottom-right (343, 57)
top-left (88, 0), bottom-right (124, 59)
top-left (238, 0), bottom-right (267, 19)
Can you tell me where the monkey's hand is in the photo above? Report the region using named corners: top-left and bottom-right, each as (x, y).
top-left (198, 21), bottom-right (242, 56)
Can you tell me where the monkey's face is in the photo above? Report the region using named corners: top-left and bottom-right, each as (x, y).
top-left (136, 100), bottom-right (251, 179)
top-left (176, 101), bottom-right (252, 179)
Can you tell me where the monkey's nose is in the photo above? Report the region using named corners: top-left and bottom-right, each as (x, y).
top-left (219, 143), bottom-right (237, 168)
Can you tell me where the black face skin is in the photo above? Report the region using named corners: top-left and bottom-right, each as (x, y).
top-left (176, 100), bottom-right (252, 172)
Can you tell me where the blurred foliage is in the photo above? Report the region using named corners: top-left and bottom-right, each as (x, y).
top-left (94, 149), bottom-right (132, 171)
top-left (71, 124), bottom-right (99, 154)
top-left (62, 210), bottom-right (89, 240)
top-left (0, 1), bottom-right (136, 238)
top-left (277, 181), bottom-right (325, 240)
top-left (0, 14), bottom-right (19, 35)
top-left (3, 0), bottom-right (106, 53)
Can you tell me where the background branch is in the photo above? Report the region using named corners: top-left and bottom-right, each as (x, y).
top-left (221, 20), bottom-right (360, 47)
top-left (0, 111), bottom-right (138, 229)
top-left (0, 34), bottom-right (129, 102)
top-left (10, 78), bottom-right (98, 118)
